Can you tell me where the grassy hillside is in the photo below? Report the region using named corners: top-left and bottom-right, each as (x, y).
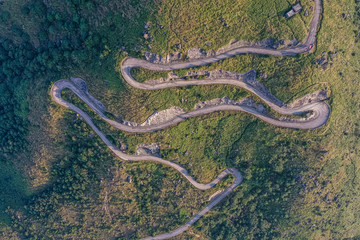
top-left (1, 0), bottom-right (360, 239)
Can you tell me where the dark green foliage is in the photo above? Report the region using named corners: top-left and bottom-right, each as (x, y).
top-left (194, 122), bottom-right (309, 239)
top-left (1, 0), bottom-right (358, 239)
top-left (8, 117), bottom-right (115, 238)
top-left (0, 10), bottom-right (11, 26)
top-left (0, 0), bottom-right (111, 157)
top-left (0, 161), bottom-right (29, 224)
top-left (0, 0), bottom-right (148, 235)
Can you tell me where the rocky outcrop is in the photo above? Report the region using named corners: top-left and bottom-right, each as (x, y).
top-left (289, 89), bottom-right (329, 108)
top-left (144, 52), bottom-right (164, 64)
top-left (209, 69), bottom-right (255, 80)
top-left (136, 143), bottom-right (161, 157)
top-left (283, 38), bottom-right (300, 48)
top-left (186, 69), bottom-right (256, 81)
top-left (186, 70), bottom-right (210, 77)
top-left (141, 106), bottom-right (186, 126)
top-left (194, 97), bottom-right (235, 109)
top-left (187, 48), bottom-right (207, 59)
top-left (145, 69), bottom-right (256, 85)
top-left (168, 72), bottom-right (182, 80)
top-left (194, 97), bottom-right (266, 113)
top-left (165, 52), bottom-right (182, 62)
top-left (144, 51), bottom-right (182, 64)
top-left (121, 119), bottom-right (140, 127)
top-left (121, 106), bottom-right (186, 127)
top-left (207, 50), bottom-right (216, 57)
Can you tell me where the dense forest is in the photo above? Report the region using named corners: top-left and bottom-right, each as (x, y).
top-left (0, 0), bottom-right (106, 155)
top-left (1, 0), bottom-right (360, 239)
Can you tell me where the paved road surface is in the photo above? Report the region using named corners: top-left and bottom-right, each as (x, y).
top-left (50, 1), bottom-right (325, 239)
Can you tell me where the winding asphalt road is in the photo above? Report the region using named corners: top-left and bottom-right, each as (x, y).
top-left (50, 0), bottom-right (326, 239)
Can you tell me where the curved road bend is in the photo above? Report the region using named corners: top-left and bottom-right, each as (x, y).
top-left (120, 0), bottom-right (321, 75)
top-left (50, 0), bottom-right (325, 239)
top-left (52, 79), bottom-right (330, 131)
top-left (50, 89), bottom-right (243, 236)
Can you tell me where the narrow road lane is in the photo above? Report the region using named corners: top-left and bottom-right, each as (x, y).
top-left (50, 1), bottom-right (325, 239)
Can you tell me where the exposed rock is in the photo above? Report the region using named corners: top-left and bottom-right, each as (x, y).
top-left (208, 69), bottom-right (254, 80)
top-left (252, 38), bottom-right (274, 48)
top-left (256, 104), bottom-right (266, 113)
top-left (206, 50), bottom-right (216, 57)
top-left (136, 143), bottom-right (161, 157)
top-left (315, 51), bottom-right (337, 70)
top-left (329, 52), bottom-right (338, 60)
top-left (125, 176), bottom-right (132, 183)
top-left (120, 119), bottom-right (140, 127)
top-left (194, 97), bottom-right (235, 109)
top-left (144, 51), bottom-right (163, 64)
top-left (316, 58), bottom-right (327, 65)
top-left (144, 51), bottom-right (182, 64)
top-left (187, 70), bottom-right (210, 77)
top-left (168, 72), bottom-right (179, 79)
top-left (206, 41), bottom-right (212, 46)
top-left (166, 51), bottom-right (182, 63)
top-left (143, 33), bottom-right (150, 40)
top-left (289, 89), bottom-right (329, 108)
top-left (283, 38), bottom-right (300, 48)
top-left (141, 106), bottom-right (186, 126)
top-left (187, 48), bottom-right (207, 59)
top-left (236, 98), bottom-right (267, 113)
top-left (273, 42), bottom-right (280, 49)
top-left (304, 10), bottom-right (309, 17)
top-left (186, 69), bottom-right (251, 81)
top-left (120, 141), bottom-right (128, 151)
top-left (260, 72), bottom-right (268, 79)
top-left (324, 193), bottom-right (330, 202)
top-left (236, 98), bottom-right (255, 107)
top-left (322, 62), bottom-right (329, 70)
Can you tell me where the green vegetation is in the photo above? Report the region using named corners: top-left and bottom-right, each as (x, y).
top-left (1, 0), bottom-right (360, 239)
top-left (0, 161), bottom-right (30, 225)
top-left (145, 0), bottom-right (313, 54)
